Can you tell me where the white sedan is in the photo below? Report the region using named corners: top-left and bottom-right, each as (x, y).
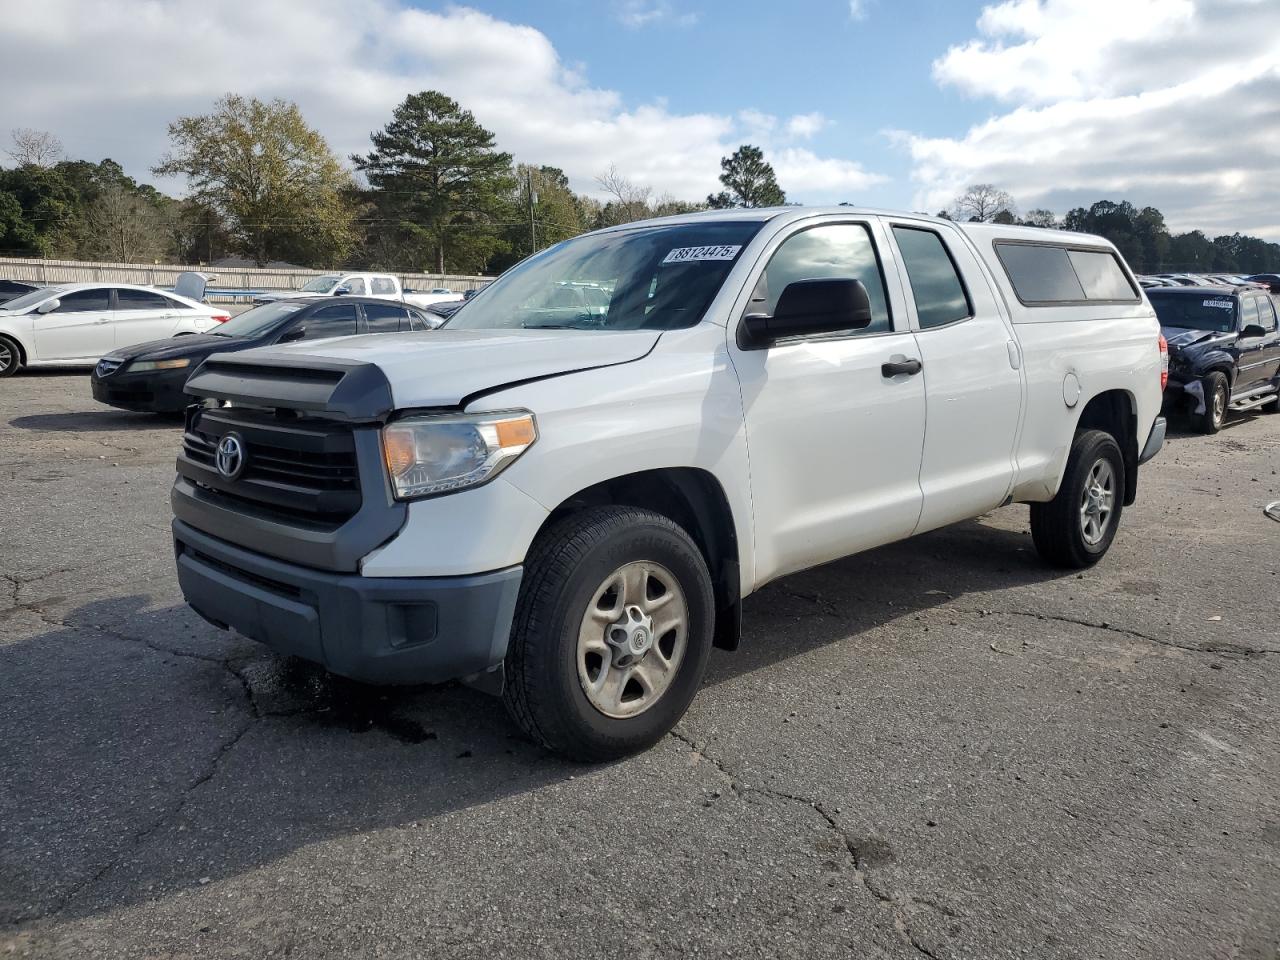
top-left (0, 283), bottom-right (230, 377)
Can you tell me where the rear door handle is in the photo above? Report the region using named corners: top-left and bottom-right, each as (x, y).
top-left (882, 357), bottom-right (922, 377)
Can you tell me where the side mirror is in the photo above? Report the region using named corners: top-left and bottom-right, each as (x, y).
top-left (36, 299), bottom-right (59, 314)
top-left (278, 326), bottom-right (306, 343)
top-left (333, 285), bottom-right (351, 296)
top-left (1241, 323), bottom-right (1267, 339)
top-left (741, 278), bottom-right (872, 347)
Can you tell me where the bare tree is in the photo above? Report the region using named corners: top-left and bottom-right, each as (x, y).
top-left (1023, 208), bottom-right (1058, 229)
top-left (595, 164), bottom-right (652, 225)
top-left (950, 183), bottom-right (1016, 223)
top-left (8, 128), bottom-right (63, 167)
top-left (83, 185), bottom-right (171, 263)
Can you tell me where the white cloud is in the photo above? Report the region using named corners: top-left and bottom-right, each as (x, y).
top-left (615, 1), bottom-right (699, 29)
top-left (786, 112), bottom-right (828, 139)
top-left (848, 0), bottom-right (871, 20)
top-left (906, 0), bottom-right (1280, 238)
top-left (0, 0), bottom-right (881, 207)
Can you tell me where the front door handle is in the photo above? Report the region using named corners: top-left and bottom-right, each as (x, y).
top-left (882, 357), bottom-right (923, 377)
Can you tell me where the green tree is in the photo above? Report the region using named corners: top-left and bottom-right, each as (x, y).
top-left (154, 94), bottom-right (357, 267)
top-left (706, 145), bottom-right (786, 208)
top-left (354, 91), bottom-right (515, 274)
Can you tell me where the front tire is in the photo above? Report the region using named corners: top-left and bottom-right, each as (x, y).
top-left (1031, 429), bottom-right (1125, 569)
top-left (0, 336), bottom-right (21, 378)
top-left (1192, 371), bottom-right (1228, 433)
top-left (502, 506), bottom-right (715, 762)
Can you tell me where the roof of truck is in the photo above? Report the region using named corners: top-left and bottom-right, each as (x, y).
top-left (595, 206), bottom-right (1117, 249)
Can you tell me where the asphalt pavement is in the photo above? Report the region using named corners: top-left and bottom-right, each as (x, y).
top-left (1, 371), bottom-right (1277, 959)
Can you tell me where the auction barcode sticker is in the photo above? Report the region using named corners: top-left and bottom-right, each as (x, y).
top-left (1202, 299), bottom-right (1234, 309)
top-left (662, 245), bottom-right (742, 264)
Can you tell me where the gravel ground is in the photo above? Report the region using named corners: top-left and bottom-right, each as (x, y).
top-left (1, 371), bottom-right (1278, 959)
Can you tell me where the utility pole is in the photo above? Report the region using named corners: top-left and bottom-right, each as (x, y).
top-left (528, 170), bottom-right (537, 256)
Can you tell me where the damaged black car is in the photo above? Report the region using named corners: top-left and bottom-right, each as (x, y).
top-left (1149, 285), bottom-right (1280, 433)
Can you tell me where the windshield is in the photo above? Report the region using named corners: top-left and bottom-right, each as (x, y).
top-left (1149, 292), bottom-right (1238, 333)
top-left (446, 221), bottom-right (765, 332)
top-left (1, 286), bottom-right (64, 312)
top-left (299, 275), bottom-right (340, 293)
top-left (211, 301), bottom-right (305, 338)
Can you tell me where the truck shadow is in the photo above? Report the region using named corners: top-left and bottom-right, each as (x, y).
top-left (2, 516), bottom-right (1060, 930)
top-left (9, 410), bottom-right (183, 432)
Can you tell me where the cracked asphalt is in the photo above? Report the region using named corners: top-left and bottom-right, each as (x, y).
top-left (2, 371), bottom-right (1278, 959)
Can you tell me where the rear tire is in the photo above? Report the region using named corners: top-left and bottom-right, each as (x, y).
top-left (1031, 430), bottom-right (1125, 569)
top-left (0, 336), bottom-right (21, 377)
top-left (502, 506), bottom-right (715, 762)
top-left (1192, 371), bottom-right (1228, 433)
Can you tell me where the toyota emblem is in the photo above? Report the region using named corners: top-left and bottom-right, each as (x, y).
top-left (215, 433), bottom-right (246, 480)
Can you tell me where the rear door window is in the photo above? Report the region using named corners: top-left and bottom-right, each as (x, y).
top-left (892, 226), bottom-right (972, 329)
top-left (364, 302), bottom-right (408, 333)
top-left (370, 276), bottom-right (397, 295)
top-left (1258, 297), bottom-right (1278, 331)
top-left (115, 288), bottom-right (171, 310)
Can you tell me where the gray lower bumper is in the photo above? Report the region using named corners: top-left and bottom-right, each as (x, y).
top-left (173, 520), bottom-right (522, 685)
top-left (1139, 416), bottom-right (1167, 465)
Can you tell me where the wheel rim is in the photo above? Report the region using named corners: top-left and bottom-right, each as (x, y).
top-left (0, 342), bottom-right (11, 373)
top-left (1213, 384), bottom-right (1226, 424)
top-left (1079, 458), bottom-right (1116, 546)
top-left (577, 560), bottom-right (688, 719)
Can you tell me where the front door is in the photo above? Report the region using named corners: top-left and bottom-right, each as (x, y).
top-left (886, 221), bottom-right (1024, 532)
top-left (1235, 295), bottom-right (1280, 393)
top-left (730, 220), bottom-right (926, 585)
top-left (31, 288), bottom-right (115, 361)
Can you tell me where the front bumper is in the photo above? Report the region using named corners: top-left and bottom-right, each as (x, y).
top-left (173, 519), bottom-right (522, 685)
top-left (92, 367), bottom-right (192, 412)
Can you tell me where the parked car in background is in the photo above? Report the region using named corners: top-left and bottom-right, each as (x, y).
top-left (253, 273), bottom-right (464, 310)
top-left (1245, 273), bottom-right (1280, 293)
top-left (91, 297), bottom-right (436, 413)
top-left (0, 279), bottom-right (41, 305)
top-left (1149, 285), bottom-right (1280, 431)
top-left (0, 283), bottom-right (229, 377)
top-left (170, 208), bottom-right (1165, 760)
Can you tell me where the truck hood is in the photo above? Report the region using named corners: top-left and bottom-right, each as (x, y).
top-left (244, 327), bottom-right (661, 407)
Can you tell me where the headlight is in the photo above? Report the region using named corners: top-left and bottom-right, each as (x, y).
top-left (381, 410), bottom-right (537, 499)
top-left (130, 358), bottom-right (190, 372)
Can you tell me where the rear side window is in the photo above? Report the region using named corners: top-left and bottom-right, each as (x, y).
top-left (371, 276), bottom-right (397, 295)
top-left (364, 302), bottom-right (408, 332)
top-left (996, 243), bottom-right (1138, 305)
top-left (892, 226), bottom-right (971, 329)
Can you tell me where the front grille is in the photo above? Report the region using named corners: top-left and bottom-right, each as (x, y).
top-left (179, 408), bottom-right (363, 524)
top-left (96, 358), bottom-right (123, 377)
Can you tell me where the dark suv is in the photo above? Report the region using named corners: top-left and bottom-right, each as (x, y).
top-left (1149, 285), bottom-right (1280, 432)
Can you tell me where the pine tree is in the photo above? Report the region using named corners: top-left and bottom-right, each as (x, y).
top-left (705, 145), bottom-right (786, 209)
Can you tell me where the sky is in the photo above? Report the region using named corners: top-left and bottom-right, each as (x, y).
top-left (2, 0), bottom-right (1278, 239)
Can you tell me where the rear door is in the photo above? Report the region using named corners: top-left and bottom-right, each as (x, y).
top-left (886, 221), bottom-right (1023, 532)
top-left (112, 287), bottom-right (184, 348)
top-left (31, 288), bottom-right (115, 361)
top-left (1234, 295), bottom-right (1272, 393)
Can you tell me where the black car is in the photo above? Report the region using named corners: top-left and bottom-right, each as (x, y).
top-left (92, 297), bottom-right (435, 413)
top-left (0, 279), bottom-right (40, 305)
top-left (1245, 273), bottom-right (1280, 294)
top-left (1149, 285), bottom-right (1280, 432)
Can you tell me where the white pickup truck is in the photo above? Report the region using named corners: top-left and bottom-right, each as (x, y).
top-left (253, 272), bottom-right (463, 309)
top-left (171, 207), bottom-right (1167, 760)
